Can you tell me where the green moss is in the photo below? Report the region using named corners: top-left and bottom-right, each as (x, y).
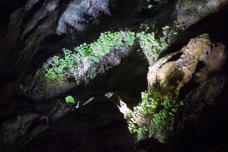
top-left (127, 91), bottom-right (183, 142)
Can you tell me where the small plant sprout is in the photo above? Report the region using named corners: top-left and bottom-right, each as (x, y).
top-left (65, 95), bottom-right (76, 104)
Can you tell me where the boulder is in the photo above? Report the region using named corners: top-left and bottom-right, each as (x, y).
top-left (148, 34), bottom-right (226, 93)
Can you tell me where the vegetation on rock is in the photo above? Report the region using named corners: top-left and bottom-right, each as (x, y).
top-left (43, 26), bottom-right (168, 81)
top-left (43, 31), bottom-right (135, 80)
top-left (127, 90), bottom-right (183, 142)
top-left (0, 0), bottom-right (228, 151)
top-left (44, 50), bottom-right (77, 80)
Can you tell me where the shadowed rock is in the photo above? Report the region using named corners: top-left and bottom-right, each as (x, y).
top-left (20, 95), bottom-right (134, 152)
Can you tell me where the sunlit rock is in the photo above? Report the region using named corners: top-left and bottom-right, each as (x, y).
top-left (148, 34), bottom-right (226, 92)
top-left (128, 34), bottom-right (226, 143)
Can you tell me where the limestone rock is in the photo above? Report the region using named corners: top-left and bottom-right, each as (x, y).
top-left (175, 0), bottom-right (228, 29)
top-left (144, 34), bottom-right (226, 142)
top-left (148, 34), bottom-right (226, 93)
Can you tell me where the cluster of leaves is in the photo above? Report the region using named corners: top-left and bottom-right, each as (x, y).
top-left (43, 31), bottom-right (136, 80)
top-left (137, 28), bottom-right (168, 63)
top-left (43, 26), bottom-right (169, 80)
top-left (76, 31), bottom-right (135, 62)
top-left (44, 50), bottom-right (77, 80)
top-left (127, 91), bottom-right (183, 142)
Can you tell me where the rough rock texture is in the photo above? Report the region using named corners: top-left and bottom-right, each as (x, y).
top-left (1, 0), bottom-right (227, 98)
top-left (0, 0), bottom-right (228, 152)
top-left (175, 0), bottom-right (228, 29)
top-left (148, 34), bottom-right (226, 93)
top-left (25, 41), bottom-right (139, 101)
top-left (0, 113), bottom-right (40, 152)
top-left (56, 0), bottom-right (111, 34)
top-left (0, 0), bottom-right (113, 93)
top-left (145, 33), bottom-right (226, 142)
top-left (19, 95), bottom-right (134, 152)
top-left (22, 0), bottom-right (228, 101)
top-left (0, 96), bottom-right (73, 152)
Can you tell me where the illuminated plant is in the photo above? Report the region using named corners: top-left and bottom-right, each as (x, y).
top-left (43, 26), bottom-right (169, 80)
top-left (127, 91), bottom-right (183, 142)
top-left (65, 95), bottom-right (76, 104)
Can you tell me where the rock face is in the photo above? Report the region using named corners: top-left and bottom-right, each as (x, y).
top-left (0, 0), bottom-right (113, 91)
top-left (0, 95), bottom-right (73, 152)
top-left (0, 113), bottom-right (40, 152)
top-left (127, 34), bottom-right (226, 143)
top-left (148, 34), bottom-right (226, 93)
top-left (24, 38), bottom-right (139, 101)
top-left (1, 0), bottom-right (228, 152)
top-left (20, 95), bottom-right (134, 152)
top-left (175, 0), bottom-right (228, 28)
top-left (56, 0), bottom-right (111, 35)
top-left (1, 0), bottom-right (227, 97)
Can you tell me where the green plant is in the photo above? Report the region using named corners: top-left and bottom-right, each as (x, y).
top-left (127, 90), bottom-right (183, 142)
top-left (65, 95), bottom-right (76, 103)
top-left (19, 83), bottom-right (28, 94)
top-left (44, 49), bottom-right (76, 80)
top-left (139, 23), bottom-right (151, 32)
top-left (137, 30), bottom-right (168, 63)
top-left (43, 26), bottom-right (169, 80)
top-left (43, 31), bottom-right (136, 80)
top-left (145, 0), bottom-right (153, 9)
